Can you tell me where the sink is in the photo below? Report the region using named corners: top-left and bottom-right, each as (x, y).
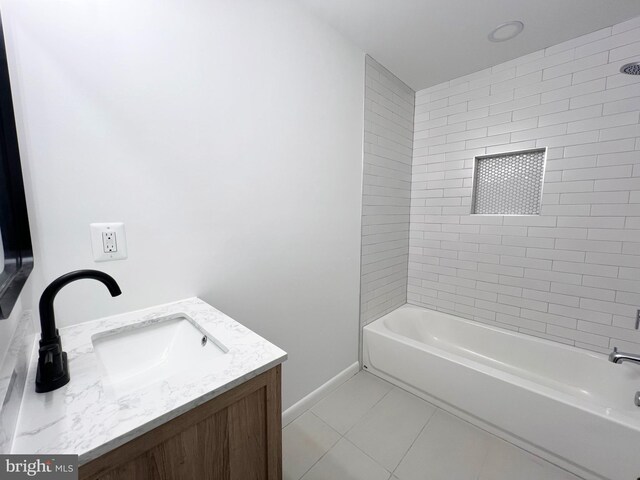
top-left (91, 314), bottom-right (228, 393)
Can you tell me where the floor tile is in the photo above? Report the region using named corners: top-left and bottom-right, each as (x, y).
top-left (283, 412), bottom-right (341, 480)
top-left (301, 438), bottom-right (391, 480)
top-left (311, 372), bottom-right (393, 434)
top-left (346, 387), bottom-right (437, 471)
top-left (478, 439), bottom-right (581, 480)
top-left (394, 409), bottom-right (492, 480)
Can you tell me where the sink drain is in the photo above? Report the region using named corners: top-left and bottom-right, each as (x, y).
top-left (201, 335), bottom-right (207, 347)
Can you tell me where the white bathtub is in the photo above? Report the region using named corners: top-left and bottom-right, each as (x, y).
top-left (363, 304), bottom-right (640, 480)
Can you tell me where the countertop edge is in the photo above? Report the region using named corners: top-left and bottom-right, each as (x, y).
top-left (78, 353), bottom-right (287, 465)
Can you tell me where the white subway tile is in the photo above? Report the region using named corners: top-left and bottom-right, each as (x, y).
top-left (510, 124), bottom-right (567, 142)
top-left (570, 83), bottom-right (640, 109)
top-left (528, 227), bottom-right (587, 239)
top-left (594, 177), bottom-right (640, 191)
top-left (599, 124), bottom-right (640, 142)
top-left (430, 103), bottom-right (467, 120)
top-left (498, 96), bottom-right (545, 117)
top-left (487, 118), bottom-right (536, 136)
top-left (555, 238), bottom-right (622, 253)
top-left (546, 156), bottom-right (596, 171)
top-left (493, 50), bottom-right (545, 73)
top-left (543, 180), bottom-right (594, 193)
top-left (465, 134), bottom-right (511, 149)
top-left (568, 111), bottom-right (639, 134)
top-left (552, 260), bottom-right (618, 277)
top-left (525, 268), bottom-right (582, 285)
top-left (538, 104), bottom-right (603, 127)
top-left (549, 304), bottom-right (612, 324)
top-left (609, 40), bottom-right (640, 62)
top-left (564, 138), bottom-right (636, 157)
top-left (448, 86), bottom-right (491, 106)
top-left (602, 97), bottom-right (640, 115)
top-left (490, 71), bottom-right (543, 95)
top-left (516, 49), bottom-right (575, 77)
top-left (546, 324), bottom-right (609, 347)
top-left (574, 27), bottom-right (640, 59)
top-left (512, 99), bottom-right (570, 121)
top-left (448, 107), bottom-right (490, 124)
top-left (537, 131), bottom-right (599, 148)
top-left (446, 128), bottom-right (488, 143)
top-left (541, 78), bottom-right (606, 104)
top-left (559, 191), bottom-right (629, 204)
top-left (540, 204), bottom-right (591, 216)
top-left (543, 52), bottom-right (608, 80)
top-left (606, 72), bottom-right (640, 90)
top-left (591, 204), bottom-right (640, 217)
top-left (578, 318), bottom-right (640, 341)
top-left (545, 27), bottom-right (611, 56)
top-left (486, 140), bottom-right (536, 154)
top-left (557, 216), bottom-right (625, 228)
top-left (527, 248), bottom-right (585, 262)
top-left (551, 282), bottom-right (616, 302)
top-left (586, 251), bottom-right (640, 267)
top-left (467, 91), bottom-right (514, 111)
top-left (514, 74), bottom-right (573, 99)
top-left (523, 289), bottom-right (580, 307)
top-left (496, 312), bottom-right (546, 331)
top-left (584, 275), bottom-right (640, 293)
top-left (612, 15), bottom-right (640, 35)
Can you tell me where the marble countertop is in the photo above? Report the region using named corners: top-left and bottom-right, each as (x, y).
top-left (11, 298), bottom-right (287, 464)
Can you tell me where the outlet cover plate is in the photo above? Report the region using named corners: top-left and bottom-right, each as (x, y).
top-left (90, 223), bottom-right (127, 262)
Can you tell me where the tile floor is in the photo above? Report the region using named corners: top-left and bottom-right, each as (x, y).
top-left (283, 371), bottom-right (581, 480)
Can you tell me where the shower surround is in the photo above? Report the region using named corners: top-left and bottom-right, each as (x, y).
top-left (361, 15), bottom-right (640, 354)
top-left (360, 56), bottom-right (414, 327)
top-left (408, 17), bottom-right (640, 353)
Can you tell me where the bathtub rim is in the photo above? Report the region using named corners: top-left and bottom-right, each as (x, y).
top-left (364, 303), bottom-right (640, 430)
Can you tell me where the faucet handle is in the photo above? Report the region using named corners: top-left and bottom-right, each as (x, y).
top-left (613, 346), bottom-right (618, 353)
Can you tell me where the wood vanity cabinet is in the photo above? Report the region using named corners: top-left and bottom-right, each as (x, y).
top-left (79, 365), bottom-right (282, 480)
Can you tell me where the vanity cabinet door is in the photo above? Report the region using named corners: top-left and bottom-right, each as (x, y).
top-left (78, 365), bottom-right (282, 480)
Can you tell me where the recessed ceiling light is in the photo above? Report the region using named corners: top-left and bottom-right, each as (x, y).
top-left (488, 21), bottom-right (524, 42)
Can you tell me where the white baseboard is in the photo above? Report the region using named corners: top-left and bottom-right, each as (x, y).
top-left (282, 361), bottom-right (360, 427)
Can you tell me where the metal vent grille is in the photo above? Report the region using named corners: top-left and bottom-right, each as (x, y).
top-left (472, 148), bottom-right (546, 215)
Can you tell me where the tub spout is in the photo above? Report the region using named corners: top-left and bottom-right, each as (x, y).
top-left (608, 347), bottom-right (640, 365)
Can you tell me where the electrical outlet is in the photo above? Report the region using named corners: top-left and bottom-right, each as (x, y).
top-left (90, 223), bottom-right (127, 262)
top-left (102, 231), bottom-right (117, 253)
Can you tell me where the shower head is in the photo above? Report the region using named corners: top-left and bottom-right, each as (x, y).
top-left (620, 62), bottom-right (640, 75)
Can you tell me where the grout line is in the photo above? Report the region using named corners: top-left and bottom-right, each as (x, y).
top-left (390, 403), bottom-right (439, 475)
top-left (473, 435), bottom-right (495, 480)
top-left (342, 435), bottom-right (394, 476)
top-left (293, 411), bottom-right (342, 480)
top-left (293, 372), bottom-right (394, 479)
top-left (342, 374), bottom-right (395, 438)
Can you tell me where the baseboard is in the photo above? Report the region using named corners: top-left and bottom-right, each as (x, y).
top-left (282, 361), bottom-right (360, 427)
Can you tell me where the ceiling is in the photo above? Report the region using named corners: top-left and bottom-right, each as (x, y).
top-left (297, 0), bottom-right (640, 91)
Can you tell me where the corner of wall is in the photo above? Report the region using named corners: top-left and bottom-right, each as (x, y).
top-left (359, 56), bottom-right (415, 337)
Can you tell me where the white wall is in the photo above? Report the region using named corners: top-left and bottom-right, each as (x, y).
top-left (409, 16), bottom-right (640, 353)
top-left (1, 0), bottom-right (364, 409)
top-left (360, 56), bottom-right (413, 327)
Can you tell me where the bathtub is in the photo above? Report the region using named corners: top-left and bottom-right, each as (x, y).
top-left (363, 304), bottom-right (640, 480)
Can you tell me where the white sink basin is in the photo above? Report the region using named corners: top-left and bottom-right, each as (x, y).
top-left (91, 314), bottom-right (228, 393)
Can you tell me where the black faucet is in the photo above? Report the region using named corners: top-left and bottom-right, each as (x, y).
top-left (36, 269), bottom-right (122, 393)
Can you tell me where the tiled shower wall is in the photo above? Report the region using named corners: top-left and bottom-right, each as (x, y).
top-left (408, 16), bottom-right (640, 353)
top-left (360, 56), bottom-right (414, 327)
